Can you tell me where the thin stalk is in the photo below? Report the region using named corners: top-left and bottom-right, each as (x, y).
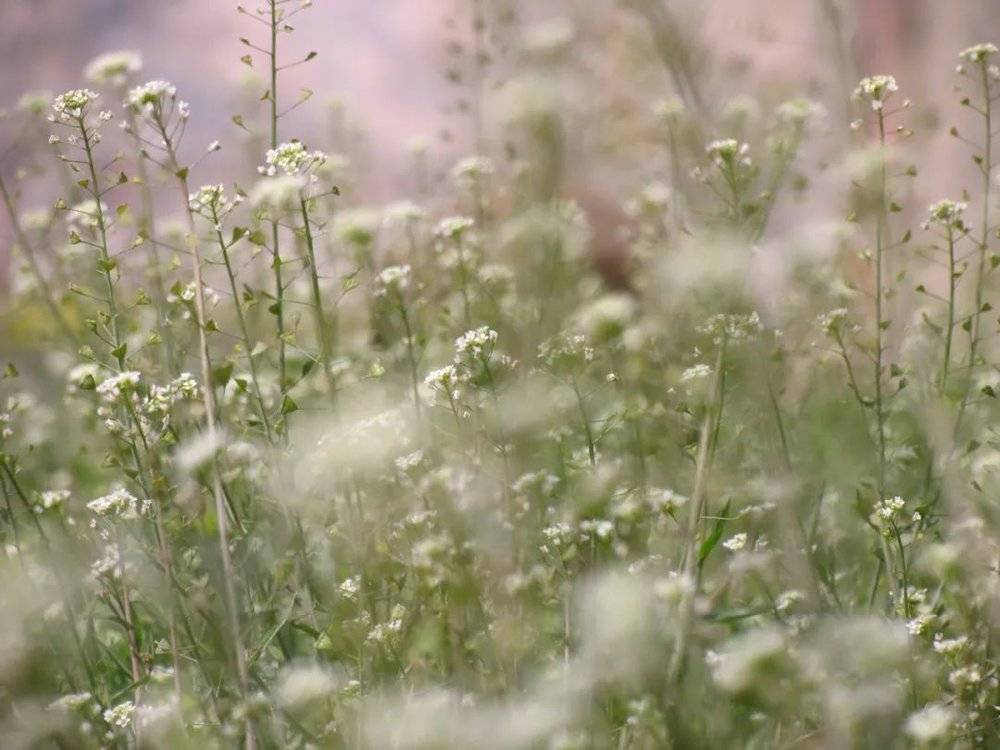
top-left (942, 225), bottom-right (956, 393)
top-left (157, 118), bottom-right (256, 749)
top-left (398, 301), bottom-right (423, 421)
top-left (299, 196), bottom-right (337, 399)
top-left (667, 338), bottom-right (726, 685)
top-left (79, 116), bottom-right (125, 370)
top-left (0, 173), bottom-right (77, 343)
top-left (212, 209), bottom-right (275, 442)
top-left (874, 109), bottom-right (889, 501)
top-left (958, 61), bottom-right (993, 435)
top-left (270, 0), bottom-right (287, 403)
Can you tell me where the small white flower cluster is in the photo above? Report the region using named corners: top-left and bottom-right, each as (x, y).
top-left (722, 532), bottom-right (747, 551)
top-left (126, 80), bottom-right (180, 116)
top-left (87, 487), bottom-right (147, 520)
top-left (932, 633), bottom-right (968, 656)
top-left (434, 216), bottom-right (475, 240)
top-left (537, 332), bottom-right (594, 371)
top-left (776, 98), bottom-right (824, 125)
top-left (959, 43), bottom-right (999, 64)
top-left (103, 700), bottom-right (135, 729)
top-left (924, 199), bottom-right (967, 230)
top-left (85, 51), bottom-right (142, 87)
top-left (652, 95), bottom-right (685, 122)
top-left (450, 155), bottom-right (494, 189)
top-left (817, 307), bottom-right (850, 336)
top-left (259, 140), bottom-right (327, 177)
top-left (96, 371), bottom-right (142, 404)
top-left (188, 184), bottom-right (243, 220)
top-left (373, 265), bottom-right (411, 297)
top-left (455, 326), bottom-right (498, 359)
top-left (706, 138), bottom-right (751, 168)
top-left (250, 175), bottom-right (307, 212)
top-left (382, 200), bottom-right (427, 227)
top-left (680, 363), bottom-right (712, 383)
top-left (423, 365), bottom-right (465, 403)
top-left (145, 373), bottom-right (200, 416)
top-left (853, 75), bottom-right (898, 111)
top-left (0, 412), bottom-right (11, 440)
top-left (697, 311), bottom-right (762, 345)
top-left (33, 490), bottom-right (69, 515)
top-left (51, 89), bottom-right (100, 121)
top-left (873, 495), bottom-right (905, 526)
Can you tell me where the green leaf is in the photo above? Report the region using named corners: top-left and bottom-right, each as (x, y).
top-left (4, 363), bottom-right (19, 379)
top-left (698, 499), bottom-right (732, 569)
top-left (212, 362), bottom-right (234, 387)
top-left (281, 394), bottom-right (298, 415)
top-left (248, 229), bottom-right (267, 246)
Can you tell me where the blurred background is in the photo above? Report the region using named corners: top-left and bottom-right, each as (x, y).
top-left (2, 0), bottom-right (1000, 286)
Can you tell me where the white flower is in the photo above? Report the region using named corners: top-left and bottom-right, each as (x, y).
top-left (904, 704), bottom-right (954, 743)
top-left (454, 326), bottom-right (498, 358)
top-left (127, 80), bottom-right (176, 114)
top-left (96, 371), bottom-right (142, 404)
top-left (85, 51), bottom-right (142, 87)
top-left (87, 488), bottom-right (147, 520)
top-left (932, 634), bottom-right (968, 655)
top-left (960, 43), bottom-right (999, 64)
top-left (103, 700), bottom-right (136, 729)
top-left (52, 89), bottom-right (99, 120)
top-left (374, 264), bottom-right (411, 297)
top-left (258, 140), bottom-right (327, 177)
top-left (680, 364), bottom-right (712, 383)
top-left (450, 155), bottom-right (494, 188)
top-left (854, 75), bottom-right (898, 111)
top-left (722, 532), bottom-right (747, 551)
top-left (275, 664), bottom-right (339, 710)
top-left (925, 199), bottom-right (967, 229)
top-left (434, 216), bottom-right (475, 240)
top-left (249, 175), bottom-right (307, 212)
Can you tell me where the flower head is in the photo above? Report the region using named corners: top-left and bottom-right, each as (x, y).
top-left (127, 80), bottom-right (177, 115)
top-left (854, 75), bottom-right (898, 111)
top-left (259, 140), bottom-right (327, 177)
top-left (85, 51), bottom-right (142, 87)
top-left (960, 43), bottom-right (999, 64)
top-left (52, 89), bottom-right (99, 121)
top-left (925, 199), bottom-right (967, 230)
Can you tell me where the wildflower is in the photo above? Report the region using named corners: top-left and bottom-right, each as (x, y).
top-left (706, 138), bottom-right (750, 168)
top-left (450, 155), bottom-right (494, 189)
top-left (259, 140), bottom-right (327, 177)
top-left (33, 490), bottom-right (69, 514)
top-left (817, 307), bottom-right (849, 336)
top-left (680, 363), bottom-right (712, 382)
top-left (189, 184), bottom-right (242, 221)
top-left (85, 51), bottom-right (142, 87)
top-left (959, 43), bottom-right (999, 64)
top-left (249, 175), bottom-right (307, 212)
top-left (374, 264), bottom-right (411, 297)
top-left (722, 532), bottom-right (747, 551)
top-left (434, 216), bottom-right (475, 240)
top-left (103, 700), bottom-right (136, 729)
top-left (454, 326), bottom-right (498, 358)
top-left (904, 704), bottom-right (954, 744)
top-left (853, 75), bottom-right (898, 111)
top-left (275, 663), bottom-right (339, 710)
top-left (87, 488), bottom-right (146, 520)
top-left (334, 207), bottom-right (381, 245)
top-left (698, 312), bottom-right (762, 345)
top-left (924, 199), bottom-right (967, 230)
top-left (932, 634), bottom-right (968, 655)
top-left (51, 89), bottom-right (99, 121)
top-left (776, 97), bottom-right (824, 124)
top-left (17, 90), bottom-right (52, 116)
top-left (96, 371), bottom-right (142, 404)
top-left (872, 496), bottom-right (905, 533)
top-left (652, 95), bottom-right (685, 122)
top-left (383, 200), bottom-right (427, 226)
top-left (126, 80), bottom-right (176, 115)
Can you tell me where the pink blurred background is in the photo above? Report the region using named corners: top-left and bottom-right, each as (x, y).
top-left (3, 0), bottom-right (1000, 263)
